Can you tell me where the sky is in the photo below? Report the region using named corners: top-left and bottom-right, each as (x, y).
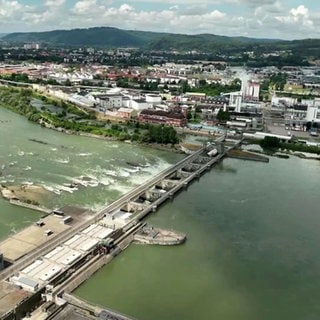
top-left (0, 0), bottom-right (319, 40)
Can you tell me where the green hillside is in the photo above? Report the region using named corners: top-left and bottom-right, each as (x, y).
top-left (1, 27), bottom-right (280, 50)
top-left (2, 27), bottom-right (146, 47)
top-left (2, 26), bottom-right (320, 58)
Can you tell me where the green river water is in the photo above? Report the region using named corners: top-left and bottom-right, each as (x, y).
top-left (1, 106), bottom-right (320, 320)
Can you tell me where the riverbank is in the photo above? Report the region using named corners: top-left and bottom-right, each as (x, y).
top-left (0, 86), bottom-right (179, 146)
top-left (244, 137), bottom-right (320, 158)
top-left (246, 147), bottom-right (320, 161)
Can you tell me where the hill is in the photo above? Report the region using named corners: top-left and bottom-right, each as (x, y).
top-left (2, 27), bottom-right (147, 47)
top-left (1, 27), bottom-right (280, 49)
top-left (2, 27), bottom-right (320, 58)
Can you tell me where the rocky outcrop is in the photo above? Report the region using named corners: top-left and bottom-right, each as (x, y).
top-left (0, 184), bottom-right (51, 205)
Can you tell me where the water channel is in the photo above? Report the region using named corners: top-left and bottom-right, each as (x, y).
top-left (1, 106), bottom-right (320, 320)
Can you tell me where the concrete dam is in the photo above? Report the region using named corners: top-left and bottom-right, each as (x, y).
top-left (0, 136), bottom-right (241, 320)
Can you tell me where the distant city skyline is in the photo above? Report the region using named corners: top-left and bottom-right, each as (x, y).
top-left (0, 0), bottom-right (319, 40)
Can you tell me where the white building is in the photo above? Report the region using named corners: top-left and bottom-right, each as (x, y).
top-left (229, 92), bottom-right (242, 112)
top-left (306, 105), bottom-right (320, 123)
top-left (96, 94), bottom-right (123, 109)
top-left (145, 94), bottom-right (162, 104)
top-left (67, 94), bottom-right (94, 108)
top-left (271, 95), bottom-right (297, 107)
top-left (130, 99), bottom-right (152, 111)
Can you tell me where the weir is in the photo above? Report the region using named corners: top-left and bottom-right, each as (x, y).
top-left (0, 136), bottom-right (242, 320)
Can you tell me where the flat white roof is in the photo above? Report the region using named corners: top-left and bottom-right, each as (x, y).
top-left (65, 234), bottom-right (87, 250)
top-left (22, 260), bottom-right (51, 278)
top-left (95, 227), bottom-right (114, 239)
top-left (66, 234), bottom-right (99, 252)
top-left (113, 211), bottom-right (132, 221)
top-left (55, 248), bottom-right (81, 265)
top-left (44, 246), bottom-right (64, 259)
top-left (45, 246), bottom-right (82, 266)
top-left (77, 238), bottom-right (99, 252)
top-left (21, 259), bottom-right (43, 275)
top-left (21, 259), bottom-right (62, 282)
top-left (82, 224), bottom-right (97, 235)
top-left (82, 224), bottom-right (113, 239)
top-left (38, 264), bottom-right (62, 282)
top-left (64, 234), bottom-right (81, 246)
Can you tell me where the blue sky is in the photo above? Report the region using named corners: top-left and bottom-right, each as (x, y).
top-left (1, 0), bottom-right (319, 39)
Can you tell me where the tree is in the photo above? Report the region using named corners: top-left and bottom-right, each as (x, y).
top-left (65, 79), bottom-right (72, 86)
top-left (306, 122), bottom-right (312, 131)
top-left (260, 136), bottom-right (280, 149)
top-left (217, 109), bottom-right (230, 122)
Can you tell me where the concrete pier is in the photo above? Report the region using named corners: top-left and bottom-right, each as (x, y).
top-left (134, 226), bottom-right (186, 246)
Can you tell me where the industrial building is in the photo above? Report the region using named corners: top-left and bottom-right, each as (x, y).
top-left (9, 223), bottom-right (116, 293)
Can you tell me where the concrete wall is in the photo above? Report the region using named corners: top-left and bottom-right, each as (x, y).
top-left (62, 255), bottom-right (113, 294)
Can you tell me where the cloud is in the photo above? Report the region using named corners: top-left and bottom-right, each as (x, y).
top-left (276, 5), bottom-right (313, 28)
top-left (169, 5), bottom-right (179, 11)
top-left (0, 1), bottom-right (319, 40)
top-left (0, 0), bottom-right (22, 19)
top-left (73, 0), bottom-right (97, 14)
top-left (45, 0), bottom-right (65, 7)
top-left (119, 4), bottom-right (134, 12)
top-left (181, 4), bottom-right (209, 16)
top-left (241, 0), bottom-right (277, 7)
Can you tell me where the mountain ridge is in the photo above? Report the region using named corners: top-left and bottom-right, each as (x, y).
top-left (2, 26), bottom-right (320, 57)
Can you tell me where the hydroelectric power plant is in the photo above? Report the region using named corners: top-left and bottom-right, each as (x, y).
top-left (0, 134), bottom-right (242, 320)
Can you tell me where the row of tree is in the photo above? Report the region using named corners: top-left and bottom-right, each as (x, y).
top-left (259, 136), bottom-right (320, 154)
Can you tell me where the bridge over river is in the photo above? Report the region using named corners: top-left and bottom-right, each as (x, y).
top-left (0, 135), bottom-right (241, 320)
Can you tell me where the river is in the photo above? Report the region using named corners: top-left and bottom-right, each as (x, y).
top-left (75, 155), bottom-right (320, 319)
top-left (1, 106), bottom-right (320, 320)
top-left (0, 106), bottom-right (182, 240)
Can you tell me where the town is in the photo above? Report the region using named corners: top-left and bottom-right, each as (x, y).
top-left (0, 43), bottom-right (320, 147)
top-left (1, 30), bottom-right (320, 320)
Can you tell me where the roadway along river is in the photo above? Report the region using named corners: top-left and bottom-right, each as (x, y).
top-left (1, 106), bottom-right (320, 320)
